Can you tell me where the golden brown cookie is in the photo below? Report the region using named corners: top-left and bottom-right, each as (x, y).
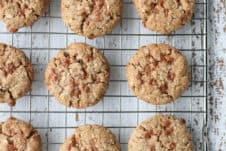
top-left (133, 0), bottom-right (195, 34)
top-left (0, 117), bottom-right (42, 151)
top-left (0, 43), bottom-right (34, 106)
top-left (60, 125), bottom-right (121, 151)
top-left (126, 44), bottom-right (190, 105)
top-left (45, 43), bottom-right (110, 109)
top-left (128, 114), bottom-right (193, 151)
top-left (61, 0), bottom-right (123, 39)
top-left (0, 0), bottom-right (50, 32)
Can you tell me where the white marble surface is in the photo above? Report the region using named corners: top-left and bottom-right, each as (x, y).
top-left (208, 0), bottom-right (226, 150)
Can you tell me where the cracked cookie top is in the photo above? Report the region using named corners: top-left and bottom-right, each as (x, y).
top-left (60, 125), bottom-right (121, 151)
top-left (0, 43), bottom-right (34, 106)
top-left (61, 0), bottom-right (123, 39)
top-left (45, 43), bottom-right (110, 109)
top-left (126, 44), bottom-right (190, 105)
top-left (0, 117), bottom-right (42, 151)
top-left (128, 115), bottom-right (193, 151)
top-left (0, 0), bottom-right (49, 32)
top-left (133, 0), bottom-right (195, 34)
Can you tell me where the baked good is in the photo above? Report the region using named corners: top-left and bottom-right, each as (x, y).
top-left (45, 43), bottom-right (110, 108)
top-left (60, 125), bottom-right (121, 151)
top-left (0, 43), bottom-right (34, 106)
top-left (133, 0), bottom-right (195, 34)
top-left (61, 0), bottom-right (123, 39)
top-left (128, 114), bottom-right (193, 151)
top-left (0, 0), bottom-right (50, 32)
top-left (126, 43), bottom-right (190, 105)
top-left (0, 117), bottom-right (42, 151)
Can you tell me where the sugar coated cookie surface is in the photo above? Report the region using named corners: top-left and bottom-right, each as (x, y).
top-left (0, 0), bottom-right (50, 32)
top-left (45, 43), bottom-right (110, 108)
top-left (133, 0), bottom-right (195, 34)
top-left (126, 44), bottom-right (190, 105)
top-left (128, 115), bottom-right (193, 151)
top-left (60, 125), bottom-right (121, 151)
top-left (0, 43), bottom-right (34, 106)
top-left (61, 0), bottom-right (123, 39)
top-left (0, 117), bottom-right (42, 151)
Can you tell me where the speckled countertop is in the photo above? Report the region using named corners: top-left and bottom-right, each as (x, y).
top-left (208, 0), bottom-right (226, 150)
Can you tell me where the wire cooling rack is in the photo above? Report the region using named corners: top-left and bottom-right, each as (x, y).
top-left (0, 0), bottom-right (208, 150)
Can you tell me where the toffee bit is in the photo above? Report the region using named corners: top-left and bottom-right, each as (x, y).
top-left (150, 146), bottom-right (155, 151)
top-left (160, 83), bottom-right (168, 93)
top-left (8, 99), bottom-right (16, 107)
top-left (170, 142), bottom-right (176, 149)
top-left (75, 113), bottom-right (79, 121)
top-left (73, 89), bottom-right (81, 97)
top-left (163, 120), bottom-right (171, 128)
top-left (88, 34), bottom-right (95, 39)
top-left (7, 144), bottom-right (17, 151)
top-left (145, 130), bottom-right (153, 139)
top-left (167, 71), bottom-right (175, 81)
top-left (165, 127), bottom-right (174, 135)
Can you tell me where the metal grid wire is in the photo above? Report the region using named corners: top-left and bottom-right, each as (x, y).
top-left (0, 0), bottom-right (208, 150)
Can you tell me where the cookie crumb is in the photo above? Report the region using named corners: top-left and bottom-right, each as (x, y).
top-left (75, 113), bottom-right (79, 121)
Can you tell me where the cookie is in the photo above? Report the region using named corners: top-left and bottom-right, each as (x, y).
top-left (0, 117), bottom-right (42, 151)
top-left (128, 114), bottom-right (193, 151)
top-left (133, 0), bottom-right (195, 34)
top-left (61, 0), bottom-right (123, 39)
top-left (45, 43), bottom-right (110, 109)
top-left (0, 43), bottom-right (34, 106)
top-left (126, 44), bottom-right (190, 105)
top-left (0, 0), bottom-right (50, 32)
top-left (60, 125), bottom-right (121, 151)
